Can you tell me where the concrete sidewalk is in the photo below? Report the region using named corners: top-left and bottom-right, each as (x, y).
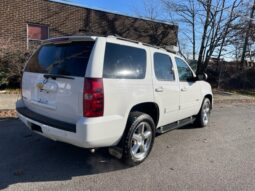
top-left (0, 91), bottom-right (254, 110)
top-left (213, 90), bottom-right (255, 104)
top-left (0, 94), bottom-right (20, 110)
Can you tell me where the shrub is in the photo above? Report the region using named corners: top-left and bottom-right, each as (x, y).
top-left (204, 63), bottom-right (255, 90)
top-left (222, 69), bottom-right (255, 90)
top-left (0, 38), bottom-right (29, 89)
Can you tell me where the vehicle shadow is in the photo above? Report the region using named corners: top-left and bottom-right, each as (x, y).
top-left (156, 123), bottom-right (201, 136)
top-left (177, 123), bottom-right (202, 129)
top-left (0, 119), bottom-right (128, 190)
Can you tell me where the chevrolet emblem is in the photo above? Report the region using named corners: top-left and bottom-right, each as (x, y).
top-left (36, 82), bottom-right (44, 90)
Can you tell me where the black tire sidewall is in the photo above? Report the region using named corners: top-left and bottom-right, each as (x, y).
top-left (199, 98), bottom-right (211, 127)
top-left (122, 112), bottom-right (155, 165)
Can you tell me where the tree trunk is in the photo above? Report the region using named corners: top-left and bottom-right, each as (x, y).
top-left (240, 0), bottom-right (255, 69)
top-left (196, 0), bottom-right (211, 74)
top-left (192, 1), bottom-right (196, 61)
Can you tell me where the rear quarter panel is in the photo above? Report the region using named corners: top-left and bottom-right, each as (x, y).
top-left (101, 39), bottom-right (155, 138)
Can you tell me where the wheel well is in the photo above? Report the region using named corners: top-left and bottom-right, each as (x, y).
top-left (130, 102), bottom-right (159, 127)
top-left (205, 94), bottom-right (213, 109)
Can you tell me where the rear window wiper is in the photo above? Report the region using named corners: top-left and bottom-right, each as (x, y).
top-left (43, 74), bottom-right (75, 80)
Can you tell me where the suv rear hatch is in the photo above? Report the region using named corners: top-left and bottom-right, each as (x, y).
top-left (22, 37), bottom-right (95, 124)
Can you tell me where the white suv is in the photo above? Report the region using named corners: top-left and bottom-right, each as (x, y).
top-left (16, 36), bottom-right (212, 165)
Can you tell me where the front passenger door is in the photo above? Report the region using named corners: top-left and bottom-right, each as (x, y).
top-left (175, 57), bottom-right (201, 119)
top-left (152, 52), bottom-right (180, 126)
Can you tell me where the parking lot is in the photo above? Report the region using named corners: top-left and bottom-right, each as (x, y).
top-left (1, 102), bottom-right (255, 191)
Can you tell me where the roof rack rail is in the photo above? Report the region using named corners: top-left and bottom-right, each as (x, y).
top-left (164, 45), bottom-right (179, 53)
top-left (107, 35), bottom-right (140, 44)
top-left (142, 42), bottom-right (162, 50)
top-left (108, 35), bottom-right (164, 50)
top-left (107, 35), bottom-right (179, 54)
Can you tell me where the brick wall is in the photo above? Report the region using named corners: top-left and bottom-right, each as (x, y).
top-left (0, 0), bottom-right (178, 50)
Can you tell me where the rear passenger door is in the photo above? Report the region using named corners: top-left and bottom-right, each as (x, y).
top-left (152, 52), bottom-right (180, 126)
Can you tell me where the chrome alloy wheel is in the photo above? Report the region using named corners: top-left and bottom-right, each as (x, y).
top-left (130, 122), bottom-right (153, 161)
top-left (202, 100), bottom-right (211, 125)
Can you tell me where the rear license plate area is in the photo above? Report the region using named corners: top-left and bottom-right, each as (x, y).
top-left (37, 91), bottom-right (49, 104)
top-left (31, 123), bottom-right (42, 133)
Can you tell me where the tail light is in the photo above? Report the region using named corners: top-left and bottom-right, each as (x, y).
top-left (83, 78), bottom-right (104, 117)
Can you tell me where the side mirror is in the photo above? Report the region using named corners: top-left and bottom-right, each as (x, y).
top-left (187, 75), bottom-right (197, 82)
top-left (197, 73), bottom-right (208, 81)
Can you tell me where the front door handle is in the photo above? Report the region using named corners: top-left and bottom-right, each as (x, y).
top-left (155, 87), bottom-right (164, 92)
top-left (181, 86), bottom-right (188, 92)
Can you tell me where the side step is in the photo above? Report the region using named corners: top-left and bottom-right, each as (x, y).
top-left (157, 116), bottom-right (196, 134)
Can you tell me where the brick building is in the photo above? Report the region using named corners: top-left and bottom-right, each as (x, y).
top-left (0, 0), bottom-right (178, 50)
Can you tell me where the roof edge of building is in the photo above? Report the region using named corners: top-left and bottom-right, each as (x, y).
top-left (48, 0), bottom-right (178, 27)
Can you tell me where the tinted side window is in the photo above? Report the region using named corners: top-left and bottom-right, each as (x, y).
top-left (25, 41), bottom-right (95, 77)
top-left (154, 53), bottom-right (175, 81)
top-left (175, 57), bottom-right (194, 81)
top-left (103, 43), bottom-right (146, 79)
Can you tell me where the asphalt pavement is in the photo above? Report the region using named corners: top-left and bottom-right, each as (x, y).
top-left (0, 103), bottom-right (255, 191)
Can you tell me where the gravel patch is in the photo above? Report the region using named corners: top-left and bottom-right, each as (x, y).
top-left (0, 110), bottom-right (17, 118)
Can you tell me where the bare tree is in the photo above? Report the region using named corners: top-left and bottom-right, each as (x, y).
top-left (162, 0), bottom-right (243, 74)
top-left (214, 0), bottom-right (241, 88)
top-left (162, 0), bottom-right (197, 60)
top-left (240, 0), bottom-right (255, 68)
top-left (196, 0), bottom-right (212, 74)
top-left (227, 1), bottom-right (255, 68)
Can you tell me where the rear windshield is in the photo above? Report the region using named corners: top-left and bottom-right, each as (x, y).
top-left (25, 41), bottom-right (95, 77)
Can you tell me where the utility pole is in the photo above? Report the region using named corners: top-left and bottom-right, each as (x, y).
top-left (240, 0), bottom-right (255, 69)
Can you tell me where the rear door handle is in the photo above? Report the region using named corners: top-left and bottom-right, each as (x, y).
top-left (155, 87), bottom-right (164, 92)
top-left (181, 86), bottom-right (188, 92)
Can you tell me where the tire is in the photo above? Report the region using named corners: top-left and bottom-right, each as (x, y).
top-left (195, 98), bottom-right (211, 127)
top-left (121, 112), bottom-right (155, 166)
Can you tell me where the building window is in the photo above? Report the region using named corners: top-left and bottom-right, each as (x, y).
top-left (27, 24), bottom-right (48, 40)
top-left (27, 24), bottom-right (49, 49)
